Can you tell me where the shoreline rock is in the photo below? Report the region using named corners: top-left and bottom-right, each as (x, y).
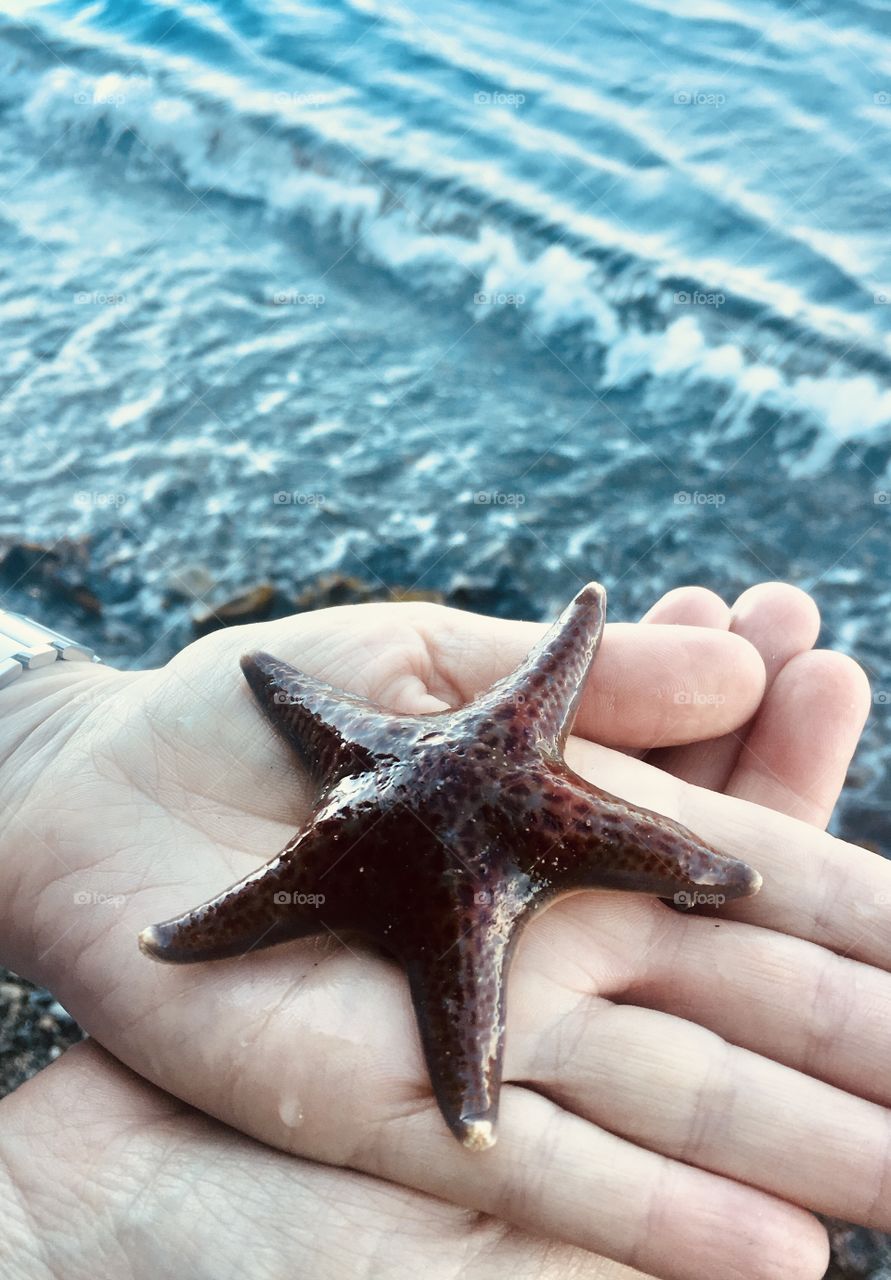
top-left (190, 572), bottom-right (445, 637)
top-left (0, 536), bottom-right (102, 617)
top-left (0, 969), bottom-right (83, 1097)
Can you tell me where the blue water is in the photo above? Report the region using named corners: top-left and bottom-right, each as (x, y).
top-left (1, 0), bottom-right (890, 841)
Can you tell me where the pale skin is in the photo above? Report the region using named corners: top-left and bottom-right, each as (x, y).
top-left (0, 580), bottom-right (883, 1280)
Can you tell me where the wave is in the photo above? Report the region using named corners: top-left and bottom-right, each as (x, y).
top-left (2, 11), bottom-right (891, 451)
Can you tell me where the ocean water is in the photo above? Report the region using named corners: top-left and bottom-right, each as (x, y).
top-left (1, 0), bottom-right (890, 842)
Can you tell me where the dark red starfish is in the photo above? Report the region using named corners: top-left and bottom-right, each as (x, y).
top-left (140, 582), bottom-right (761, 1150)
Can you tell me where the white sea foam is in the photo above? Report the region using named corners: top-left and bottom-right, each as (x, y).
top-left (8, 54), bottom-right (891, 449)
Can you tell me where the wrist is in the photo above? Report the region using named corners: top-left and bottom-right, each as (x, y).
top-left (0, 606), bottom-right (99, 688)
top-left (0, 604), bottom-right (106, 774)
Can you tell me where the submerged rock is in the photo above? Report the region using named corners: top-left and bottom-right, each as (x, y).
top-left (190, 573), bottom-right (445, 637)
top-left (292, 572), bottom-right (443, 612)
top-left (191, 582), bottom-right (280, 636)
top-left (0, 536), bottom-right (102, 616)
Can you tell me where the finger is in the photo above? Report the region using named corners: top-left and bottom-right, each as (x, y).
top-left (508, 947), bottom-right (891, 1237)
top-left (630, 586), bottom-right (731, 761)
top-left (422, 608), bottom-right (765, 749)
top-left (682, 791), bottom-right (891, 966)
top-left (648, 583), bottom-right (820, 790)
top-left (639, 585), bottom-right (731, 630)
top-left (385, 1086), bottom-right (827, 1280)
top-left (724, 648), bottom-right (871, 826)
top-left (565, 736), bottom-right (891, 968)
top-left (612, 901), bottom-right (891, 1109)
top-left (197, 603), bottom-right (768, 752)
top-left (0, 1041), bottom-right (603, 1280)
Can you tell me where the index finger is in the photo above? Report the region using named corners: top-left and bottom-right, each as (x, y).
top-left (250, 600), bottom-right (768, 749)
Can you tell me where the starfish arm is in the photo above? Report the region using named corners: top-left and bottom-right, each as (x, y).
top-left (241, 651), bottom-right (423, 785)
top-left (138, 828), bottom-right (330, 964)
top-left (526, 767), bottom-right (762, 903)
top-left (467, 582), bottom-right (606, 751)
top-left (404, 922), bottom-right (514, 1151)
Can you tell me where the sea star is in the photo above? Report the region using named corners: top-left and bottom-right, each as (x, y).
top-left (140, 582), bottom-right (761, 1151)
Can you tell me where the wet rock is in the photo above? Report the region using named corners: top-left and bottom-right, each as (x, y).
top-left (191, 582), bottom-right (281, 636)
top-left (0, 536), bottom-right (102, 616)
top-left (388, 586), bottom-right (445, 604)
top-left (292, 572), bottom-right (443, 612)
top-left (292, 573), bottom-right (384, 610)
top-left (184, 574), bottom-right (445, 638)
top-left (0, 969), bottom-right (83, 1098)
top-left (825, 1220), bottom-right (891, 1278)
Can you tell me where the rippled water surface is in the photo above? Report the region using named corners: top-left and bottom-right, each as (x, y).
top-left (1, 0), bottom-right (890, 840)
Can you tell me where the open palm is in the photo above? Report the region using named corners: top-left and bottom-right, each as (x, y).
top-left (0, 581), bottom-right (883, 1280)
top-left (1, 1039), bottom-right (603, 1280)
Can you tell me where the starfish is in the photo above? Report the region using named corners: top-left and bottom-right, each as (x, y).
top-left (140, 582), bottom-right (761, 1151)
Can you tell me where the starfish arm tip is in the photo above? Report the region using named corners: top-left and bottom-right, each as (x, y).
top-left (460, 1117), bottom-right (497, 1151)
top-left (694, 856), bottom-right (762, 901)
top-left (721, 858), bottom-right (762, 899)
top-left (138, 923), bottom-right (173, 961)
top-left (580, 580), bottom-right (607, 604)
top-left (138, 919), bottom-right (217, 964)
top-left (239, 649), bottom-right (271, 678)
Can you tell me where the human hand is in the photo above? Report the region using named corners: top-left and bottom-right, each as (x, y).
top-left (0, 582), bottom-right (878, 1280)
top-left (0, 1039), bottom-right (608, 1280)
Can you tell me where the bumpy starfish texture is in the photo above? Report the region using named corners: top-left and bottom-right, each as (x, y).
top-left (140, 582), bottom-right (761, 1150)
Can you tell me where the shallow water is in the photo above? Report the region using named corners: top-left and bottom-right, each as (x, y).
top-left (1, 0), bottom-right (890, 841)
